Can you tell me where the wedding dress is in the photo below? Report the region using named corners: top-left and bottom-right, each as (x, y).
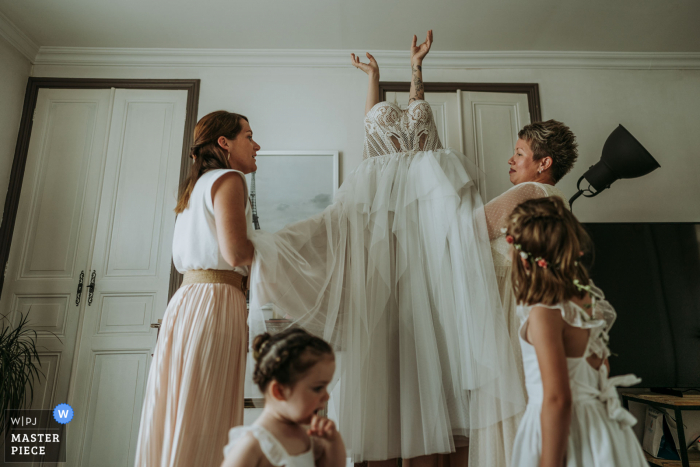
top-left (248, 100), bottom-right (526, 462)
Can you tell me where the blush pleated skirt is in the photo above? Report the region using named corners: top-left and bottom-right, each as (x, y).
top-left (134, 283), bottom-right (247, 467)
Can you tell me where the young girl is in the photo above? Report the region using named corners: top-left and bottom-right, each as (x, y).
top-left (505, 197), bottom-right (647, 467)
top-left (221, 328), bottom-right (346, 467)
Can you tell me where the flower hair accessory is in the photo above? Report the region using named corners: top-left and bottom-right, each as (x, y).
top-left (507, 235), bottom-right (552, 270)
top-left (502, 226), bottom-right (576, 271)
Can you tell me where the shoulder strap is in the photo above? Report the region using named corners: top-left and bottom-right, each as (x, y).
top-left (517, 302), bottom-right (566, 342)
top-left (223, 425), bottom-right (254, 459)
top-left (248, 425), bottom-right (291, 466)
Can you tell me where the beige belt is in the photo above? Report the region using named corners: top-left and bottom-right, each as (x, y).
top-left (181, 269), bottom-right (248, 293)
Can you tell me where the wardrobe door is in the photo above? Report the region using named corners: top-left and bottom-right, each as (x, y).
top-left (65, 89), bottom-right (187, 467)
top-left (0, 88), bottom-right (113, 430)
top-left (459, 91), bottom-right (531, 202)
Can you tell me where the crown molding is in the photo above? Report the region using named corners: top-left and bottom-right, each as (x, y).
top-left (30, 47), bottom-right (700, 70)
top-left (0, 11), bottom-right (39, 61)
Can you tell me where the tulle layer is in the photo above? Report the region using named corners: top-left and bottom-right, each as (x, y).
top-left (249, 149), bottom-right (526, 461)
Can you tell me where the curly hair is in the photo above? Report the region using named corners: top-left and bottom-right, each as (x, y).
top-left (506, 197), bottom-right (592, 306)
top-left (519, 120), bottom-right (578, 184)
top-left (252, 328), bottom-right (334, 392)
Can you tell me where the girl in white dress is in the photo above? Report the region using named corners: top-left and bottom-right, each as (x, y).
top-left (221, 328), bottom-right (346, 467)
top-left (503, 196), bottom-right (646, 467)
top-left (248, 31), bottom-right (525, 465)
top-left (135, 111), bottom-right (259, 467)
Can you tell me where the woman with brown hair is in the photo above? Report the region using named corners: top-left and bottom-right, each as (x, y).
top-left (134, 110), bottom-right (260, 467)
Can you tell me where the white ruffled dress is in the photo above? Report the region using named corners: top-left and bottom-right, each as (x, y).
top-left (223, 425), bottom-right (315, 467)
top-left (511, 285), bottom-right (647, 467)
top-left (248, 100), bottom-right (525, 462)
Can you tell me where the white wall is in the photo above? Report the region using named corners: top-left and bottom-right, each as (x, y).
top-left (29, 61), bottom-right (700, 222)
top-left (0, 35), bottom-right (31, 221)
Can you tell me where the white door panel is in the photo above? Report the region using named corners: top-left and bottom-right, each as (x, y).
top-left (461, 91), bottom-right (530, 202)
top-left (0, 89), bottom-right (113, 446)
top-left (80, 352), bottom-right (148, 467)
top-left (67, 89), bottom-right (187, 467)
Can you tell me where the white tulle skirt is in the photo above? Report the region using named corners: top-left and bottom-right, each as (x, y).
top-left (248, 149), bottom-right (526, 462)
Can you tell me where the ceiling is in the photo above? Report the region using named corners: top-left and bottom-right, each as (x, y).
top-left (1, 0), bottom-right (699, 52)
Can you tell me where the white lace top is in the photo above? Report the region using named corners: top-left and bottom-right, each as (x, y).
top-left (223, 425), bottom-right (315, 467)
top-left (485, 182), bottom-right (568, 276)
top-left (363, 100), bottom-right (443, 159)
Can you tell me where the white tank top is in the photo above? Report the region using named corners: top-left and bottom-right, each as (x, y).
top-left (223, 425), bottom-right (315, 467)
top-left (172, 169), bottom-right (253, 276)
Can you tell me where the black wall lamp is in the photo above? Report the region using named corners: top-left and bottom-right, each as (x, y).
top-left (569, 125), bottom-right (660, 208)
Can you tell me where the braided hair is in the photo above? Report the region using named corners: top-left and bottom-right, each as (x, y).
top-left (252, 328), bottom-right (334, 392)
top-left (506, 196), bottom-right (593, 306)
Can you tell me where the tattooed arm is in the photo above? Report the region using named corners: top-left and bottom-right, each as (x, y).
top-left (351, 52), bottom-right (380, 115)
top-left (409, 63), bottom-right (424, 104)
top-left (409, 30), bottom-right (432, 104)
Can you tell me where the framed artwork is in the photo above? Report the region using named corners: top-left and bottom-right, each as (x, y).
top-left (246, 150), bottom-right (340, 233)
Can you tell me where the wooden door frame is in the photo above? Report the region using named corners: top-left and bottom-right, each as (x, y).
top-left (0, 78), bottom-right (200, 300)
top-left (379, 81), bottom-right (542, 122)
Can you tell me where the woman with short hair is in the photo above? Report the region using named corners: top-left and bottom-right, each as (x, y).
top-left (472, 119), bottom-right (579, 467)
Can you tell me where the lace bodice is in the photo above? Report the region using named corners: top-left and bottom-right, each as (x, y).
top-left (363, 100), bottom-right (443, 159)
top-left (486, 182), bottom-right (568, 276)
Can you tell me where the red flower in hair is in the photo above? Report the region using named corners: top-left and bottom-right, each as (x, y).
top-left (537, 259), bottom-right (548, 269)
top-left (506, 235), bottom-right (514, 244)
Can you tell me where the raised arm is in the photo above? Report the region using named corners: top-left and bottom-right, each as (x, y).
top-left (409, 30), bottom-right (432, 104)
top-left (351, 52), bottom-right (380, 115)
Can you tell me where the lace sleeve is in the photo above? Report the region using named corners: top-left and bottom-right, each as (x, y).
top-left (484, 183), bottom-right (549, 240)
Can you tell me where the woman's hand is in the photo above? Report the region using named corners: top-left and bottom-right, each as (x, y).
top-left (353, 52), bottom-right (380, 114)
top-left (411, 30), bottom-right (433, 65)
top-left (351, 52), bottom-right (379, 79)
